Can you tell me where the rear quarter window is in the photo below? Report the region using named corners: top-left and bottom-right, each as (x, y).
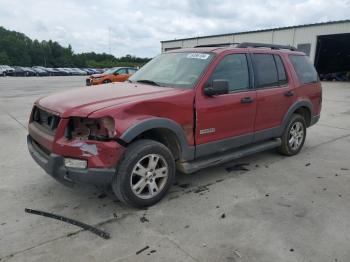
top-left (289, 55), bottom-right (318, 84)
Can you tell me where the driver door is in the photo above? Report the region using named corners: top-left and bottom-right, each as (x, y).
top-left (195, 53), bottom-right (257, 158)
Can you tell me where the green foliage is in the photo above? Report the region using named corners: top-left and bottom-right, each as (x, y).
top-left (0, 26), bottom-right (150, 68)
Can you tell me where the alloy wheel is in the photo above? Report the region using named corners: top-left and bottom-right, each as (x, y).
top-left (130, 154), bottom-right (168, 199)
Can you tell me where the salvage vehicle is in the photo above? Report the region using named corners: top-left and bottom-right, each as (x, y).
top-left (86, 67), bottom-right (137, 86)
top-left (27, 43), bottom-right (322, 208)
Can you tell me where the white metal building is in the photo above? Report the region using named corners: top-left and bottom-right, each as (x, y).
top-left (161, 20), bottom-right (350, 74)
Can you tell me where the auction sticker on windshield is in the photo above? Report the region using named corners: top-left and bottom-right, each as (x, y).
top-left (187, 53), bottom-right (210, 60)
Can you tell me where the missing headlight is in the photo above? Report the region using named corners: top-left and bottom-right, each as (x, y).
top-left (65, 117), bottom-right (116, 141)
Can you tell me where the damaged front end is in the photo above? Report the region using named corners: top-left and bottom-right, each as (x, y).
top-left (27, 107), bottom-right (125, 186)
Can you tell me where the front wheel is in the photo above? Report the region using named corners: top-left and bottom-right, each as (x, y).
top-left (112, 139), bottom-right (175, 208)
top-left (103, 79), bottom-right (111, 84)
top-left (278, 114), bottom-right (306, 156)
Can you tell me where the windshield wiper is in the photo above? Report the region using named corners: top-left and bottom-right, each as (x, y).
top-left (136, 79), bottom-right (161, 86)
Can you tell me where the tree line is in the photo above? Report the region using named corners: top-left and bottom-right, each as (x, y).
top-left (0, 26), bottom-right (151, 68)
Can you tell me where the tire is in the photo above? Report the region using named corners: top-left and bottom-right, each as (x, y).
top-left (278, 114), bottom-right (306, 156)
top-left (103, 79), bottom-right (111, 84)
top-left (112, 139), bottom-right (175, 208)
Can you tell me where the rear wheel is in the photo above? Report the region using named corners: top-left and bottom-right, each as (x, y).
top-left (278, 114), bottom-right (306, 156)
top-left (112, 139), bottom-right (175, 208)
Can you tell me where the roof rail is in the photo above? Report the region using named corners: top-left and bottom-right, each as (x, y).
top-left (194, 43), bottom-right (239, 48)
top-left (237, 42), bottom-right (297, 51)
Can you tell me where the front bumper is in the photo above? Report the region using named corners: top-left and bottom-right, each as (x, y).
top-left (27, 135), bottom-right (115, 186)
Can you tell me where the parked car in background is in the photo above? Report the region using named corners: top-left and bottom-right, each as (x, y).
top-left (44, 68), bottom-right (62, 76)
top-left (0, 67), bottom-right (5, 76)
top-left (86, 67), bottom-right (137, 85)
top-left (32, 67), bottom-right (49, 76)
top-left (81, 68), bottom-right (94, 75)
top-left (10, 66), bottom-right (29, 76)
top-left (94, 68), bottom-right (105, 74)
top-left (0, 65), bottom-right (15, 76)
top-left (56, 68), bottom-right (72, 76)
top-left (71, 68), bottom-right (87, 75)
top-left (22, 67), bottom-right (37, 76)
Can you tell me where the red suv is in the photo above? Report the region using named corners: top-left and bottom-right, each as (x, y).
top-left (27, 43), bottom-right (322, 208)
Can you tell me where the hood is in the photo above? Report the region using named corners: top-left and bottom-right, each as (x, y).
top-left (37, 82), bottom-right (191, 118)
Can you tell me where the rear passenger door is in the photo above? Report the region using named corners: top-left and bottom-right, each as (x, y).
top-left (252, 53), bottom-right (296, 141)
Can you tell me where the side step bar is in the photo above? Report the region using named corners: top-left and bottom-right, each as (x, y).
top-left (177, 138), bottom-right (281, 174)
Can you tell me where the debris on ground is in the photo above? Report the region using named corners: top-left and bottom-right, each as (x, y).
top-left (341, 168), bottom-right (349, 171)
top-left (290, 248), bottom-right (294, 252)
top-left (113, 213), bottom-right (118, 218)
top-left (97, 193), bottom-right (107, 199)
top-left (140, 215), bottom-right (149, 223)
top-left (216, 179), bottom-right (224, 183)
top-left (202, 243), bottom-right (207, 247)
top-left (184, 225), bottom-right (190, 228)
top-left (305, 163), bottom-right (311, 166)
top-left (233, 250), bottom-right (242, 258)
top-left (24, 208), bottom-right (110, 239)
top-left (178, 183), bottom-right (190, 188)
top-left (265, 193), bottom-right (270, 197)
top-left (216, 205), bottom-right (220, 209)
top-left (225, 163), bottom-right (250, 172)
top-left (221, 213), bottom-right (226, 219)
top-left (136, 246), bottom-right (149, 255)
top-left (194, 185), bottom-right (210, 194)
top-left (168, 195), bottom-right (180, 201)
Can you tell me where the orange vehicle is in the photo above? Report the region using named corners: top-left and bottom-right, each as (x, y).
top-left (86, 67), bottom-right (137, 86)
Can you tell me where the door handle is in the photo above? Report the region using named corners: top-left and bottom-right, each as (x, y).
top-left (284, 90), bottom-right (294, 97)
top-left (240, 97), bottom-right (254, 104)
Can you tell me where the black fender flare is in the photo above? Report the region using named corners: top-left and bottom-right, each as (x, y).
top-left (282, 100), bottom-right (313, 130)
top-left (120, 118), bottom-right (195, 161)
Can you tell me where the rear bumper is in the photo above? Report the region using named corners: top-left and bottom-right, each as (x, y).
top-left (27, 135), bottom-right (115, 186)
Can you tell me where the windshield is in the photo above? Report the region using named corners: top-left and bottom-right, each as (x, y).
top-left (129, 52), bottom-right (214, 88)
top-left (103, 68), bottom-right (118, 74)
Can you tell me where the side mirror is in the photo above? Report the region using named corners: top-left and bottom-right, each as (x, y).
top-left (204, 80), bottom-right (229, 96)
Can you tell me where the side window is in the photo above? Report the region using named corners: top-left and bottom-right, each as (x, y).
top-left (252, 54), bottom-right (278, 88)
top-left (210, 54), bottom-right (250, 92)
top-left (289, 55), bottom-right (318, 84)
top-left (117, 68), bottom-right (128, 74)
top-left (128, 68), bottom-right (137, 74)
top-left (274, 55), bottom-right (288, 85)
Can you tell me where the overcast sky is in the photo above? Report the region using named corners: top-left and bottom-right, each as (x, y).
top-left (0, 0), bottom-right (349, 57)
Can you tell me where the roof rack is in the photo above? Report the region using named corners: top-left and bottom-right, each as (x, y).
top-left (194, 43), bottom-right (239, 48)
top-left (236, 42), bottom-right (297, 51)
top-left (194, 42), bottom-right (297, 51)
